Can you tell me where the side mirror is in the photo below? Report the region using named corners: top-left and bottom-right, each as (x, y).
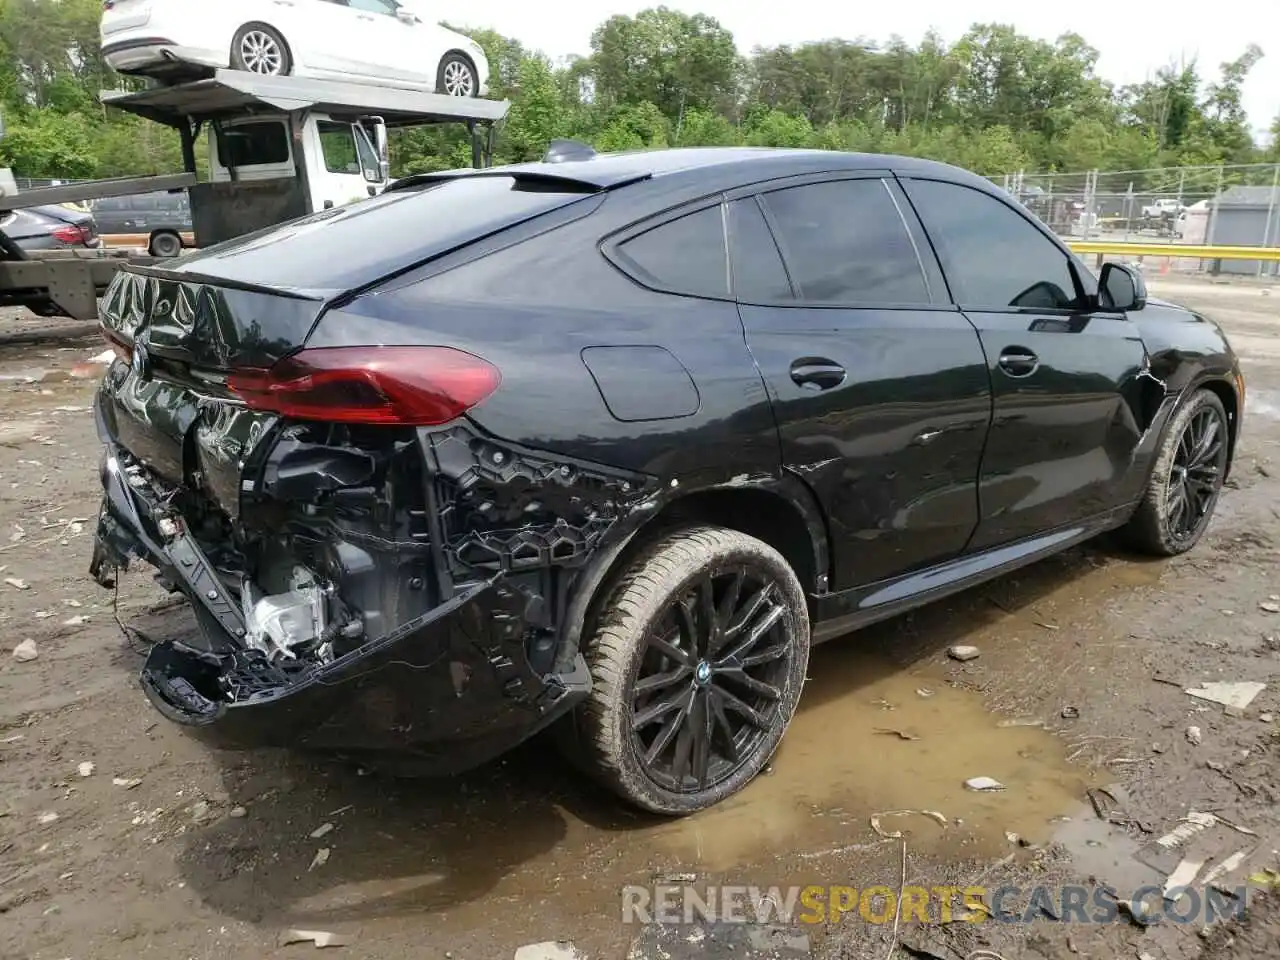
top-left (1099, 262), bottom-right (1147, 311)
top-left (366, 116), bottom-right (390, 182)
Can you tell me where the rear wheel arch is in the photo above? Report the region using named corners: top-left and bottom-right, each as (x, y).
top-left (557, 481), bottom-right (828, 670)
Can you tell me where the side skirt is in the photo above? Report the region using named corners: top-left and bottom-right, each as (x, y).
top-left (810, 503), bottom-right (1136, 644)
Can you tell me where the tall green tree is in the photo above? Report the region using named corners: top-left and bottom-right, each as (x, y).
top-left (1202, 44), bottom-right (1265, 162)
top-left (1121, 62), bottom-right (1202, 150)
top-left (588, 7), bottom-right (738, 126)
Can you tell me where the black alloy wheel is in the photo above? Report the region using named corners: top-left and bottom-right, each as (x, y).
top-left (1122, 388), bottom-right (1231, 556)
top-left (573, 525), bottom-right (810, 815)
top-left (632, 565), bottom-right (793, 793)
top-left (1165, 404), bottom-right (1228, 543)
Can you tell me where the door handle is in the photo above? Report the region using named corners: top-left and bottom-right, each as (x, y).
top-left (358, 13), bottom-right (375, 19)
top-left (997, 347), bottom-right (1039, 378)
top-left (790, 358), bottom-right (847, 391)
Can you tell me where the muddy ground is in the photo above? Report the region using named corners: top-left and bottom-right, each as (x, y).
top-left (1, 275), bottom-right (1278, 960)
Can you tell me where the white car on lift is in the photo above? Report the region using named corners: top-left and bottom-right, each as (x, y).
top-left (101, 0), bottom-right (490, 97)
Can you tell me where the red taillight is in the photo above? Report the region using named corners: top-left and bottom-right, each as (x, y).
top-left (227, 346), bottom-right (501, 426)
top-left (52, 224), bottom-right (91, 245)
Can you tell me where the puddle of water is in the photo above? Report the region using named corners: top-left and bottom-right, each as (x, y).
top-left (630, 642), bottom-right (1094, 873)
top-left (292, 643), bottom-right (1096, 950)
top-left (1052, 813), bottom-right (1162, 894)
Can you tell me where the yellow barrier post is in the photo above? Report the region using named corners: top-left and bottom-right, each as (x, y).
top-left (1066, 240), bottom-right (1280, 262)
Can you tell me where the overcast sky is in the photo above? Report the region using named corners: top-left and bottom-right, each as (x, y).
top-left (429, 0), bottom-right (1280, 140)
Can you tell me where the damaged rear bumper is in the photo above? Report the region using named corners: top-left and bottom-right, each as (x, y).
top-left (91, 435), bottom-right (592, 775)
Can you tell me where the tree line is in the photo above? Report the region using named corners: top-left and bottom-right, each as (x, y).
top-left (0, 0), bottom-right (1275, 189)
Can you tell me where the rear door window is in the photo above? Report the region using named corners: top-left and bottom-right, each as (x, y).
top-left (759, 179), bottom-right (931, 305)
top-left (612, 204), bottom-right (729, 299)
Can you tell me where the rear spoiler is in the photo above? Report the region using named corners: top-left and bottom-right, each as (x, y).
top-left (385, 169), bottom-right (650, 196)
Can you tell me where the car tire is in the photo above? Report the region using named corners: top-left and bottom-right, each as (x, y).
top-left (572, 524), bottom-right (810, 815)
top-left (149, 230), bottom-right (182, 259)
top-left (1120, 388), bottom-right (1230, 556)
top-left (230, 23), bottom-right (292, 76)
top-left (437, 52), bottom-right (478, 97)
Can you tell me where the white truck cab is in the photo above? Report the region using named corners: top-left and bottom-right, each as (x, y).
top-left (209, 112), bottom-right (390, 212)
top-left (99, 70), bottom-right (508, 248)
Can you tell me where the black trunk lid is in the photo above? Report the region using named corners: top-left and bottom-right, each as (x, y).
top-left (100, 267), bottom-right (326, 372)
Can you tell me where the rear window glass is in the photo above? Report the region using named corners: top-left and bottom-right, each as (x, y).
top-left (216, 121), bottom-right (290, 168)
top-left (179, 175), bottom-right (596, 291)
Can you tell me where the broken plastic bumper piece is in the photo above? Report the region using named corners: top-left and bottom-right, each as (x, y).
top-left (89, 443), bottom-right (591, 775)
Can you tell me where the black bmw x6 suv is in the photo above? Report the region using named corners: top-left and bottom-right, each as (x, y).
top-left (90, 146), bottom-right (1242, 814)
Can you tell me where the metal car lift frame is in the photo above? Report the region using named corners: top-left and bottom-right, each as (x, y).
top-left (0, 70), bottom-right (510, 320)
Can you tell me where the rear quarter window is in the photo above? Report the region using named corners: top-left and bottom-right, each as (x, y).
top-left (611, 205), bottom-right (729, 299)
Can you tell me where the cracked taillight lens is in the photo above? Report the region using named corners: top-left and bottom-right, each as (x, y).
top-left (228, 346), bottom-right (500, 426)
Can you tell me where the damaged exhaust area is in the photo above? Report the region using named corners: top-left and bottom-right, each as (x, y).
top-left (93, 368), bottom-right (658, 772)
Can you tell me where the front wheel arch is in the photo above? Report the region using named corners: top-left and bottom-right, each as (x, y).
top-left (1121, 386), bottom-right (1231, 556)
top-left (1194, 376), bottom-right (1241, 478)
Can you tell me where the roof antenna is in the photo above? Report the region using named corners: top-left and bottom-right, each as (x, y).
top-left (543, 139), bottom-right (597, 163)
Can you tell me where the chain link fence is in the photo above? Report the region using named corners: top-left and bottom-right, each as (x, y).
top-left (993, 163), bottom-right (1280, 277)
